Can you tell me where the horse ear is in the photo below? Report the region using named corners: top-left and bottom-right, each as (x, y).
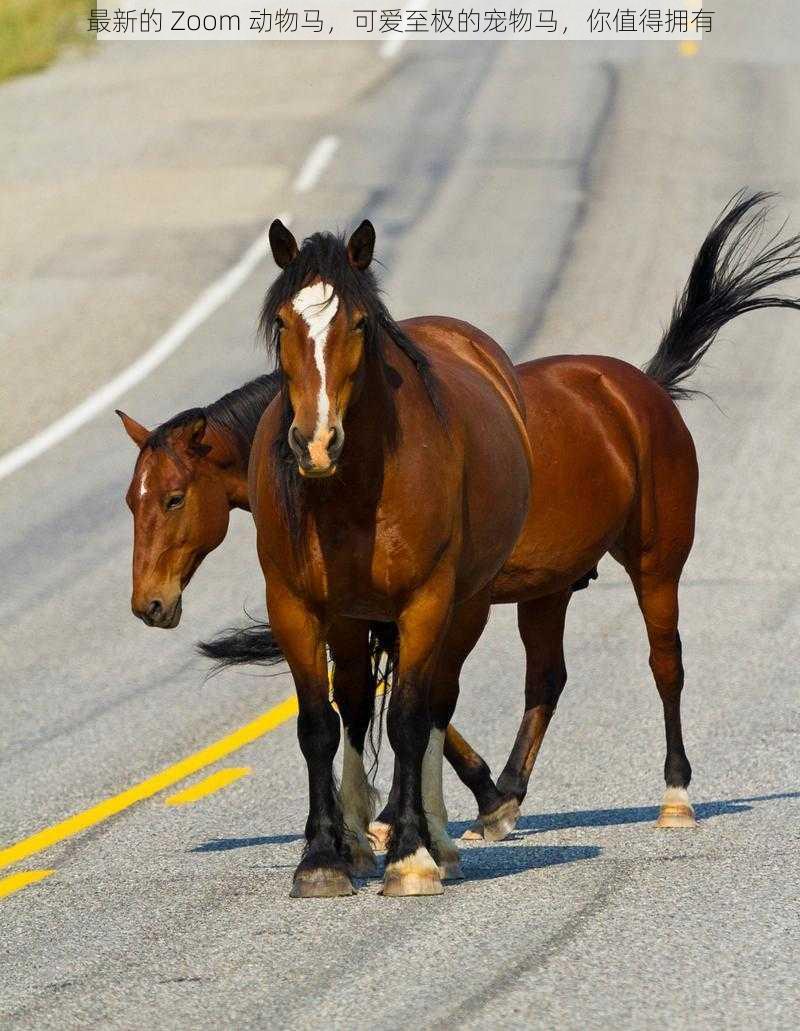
top-left (269, 219), bottom-right (299, 269)
top-left (174, 415), bottom-right (211, 458)
top-left (347, 220), bottom-right (376, 271)
top-left (116, 410), bottom-right (149, 449)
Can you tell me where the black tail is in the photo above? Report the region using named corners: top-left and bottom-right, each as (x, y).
top-left (645, 191), bottom-right (800, 400)
top-left (197, 619), bottom-right (284, 674)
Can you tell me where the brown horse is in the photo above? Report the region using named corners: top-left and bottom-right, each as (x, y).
top-left (237, 219), bottom-right (533, 898)
top-left (118, 375), bottom-right (278, 629)
top-left (123, 193), bottom-right (800, 875)
top-left (367, 190), bottom-right (800, 844)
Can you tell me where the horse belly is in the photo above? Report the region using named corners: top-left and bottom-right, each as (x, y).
top-left (490, 361), bottom-right (637, 604)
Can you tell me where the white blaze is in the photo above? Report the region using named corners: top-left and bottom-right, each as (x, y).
top-left (138, 467), bottom-right (149, 499)
top-left (291, 282), bottom-right (339, 442)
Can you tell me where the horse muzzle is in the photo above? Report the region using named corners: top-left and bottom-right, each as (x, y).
top-left (133, 595), bottom-right (183, 629)
top-left (289, 423), bottom-right (344, 478)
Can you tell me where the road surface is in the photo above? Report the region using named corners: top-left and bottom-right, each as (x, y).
top-left (1, 5), bottom-right (799, 1028)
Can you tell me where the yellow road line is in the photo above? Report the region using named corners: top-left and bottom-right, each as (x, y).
top-left (165, 767), bottom-right (252, 806)
top-left (0, 694), bottom-right (298, 873)
top-left (0, 870), bottom-right (55, 900)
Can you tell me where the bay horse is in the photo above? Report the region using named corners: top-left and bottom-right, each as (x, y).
top-left (212, 220), bottom-right (534, 898)
top-left (118, 374), bottom-right (279, 630)
top-left (369, 190), bottom-right (800, 844)
top-left (193, 192), bottom-right (800, 855)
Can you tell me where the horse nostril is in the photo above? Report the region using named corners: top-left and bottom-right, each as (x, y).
top-left (290, 425), bottom-right (306, 453)
top-left (146, 599), bottom-right (163, 620)
top-left (328, 424), bottom-right (344, 458)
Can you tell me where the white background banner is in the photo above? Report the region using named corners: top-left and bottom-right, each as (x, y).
top-left (92, 2), bottom-right (711, 41)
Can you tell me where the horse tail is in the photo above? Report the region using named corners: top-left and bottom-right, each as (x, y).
top-left (197, 618), bottom-right (284, 673)
top-left (644, 190), bottom-right (800, 400)
top-left (364, 621), bottom-right (399, 778)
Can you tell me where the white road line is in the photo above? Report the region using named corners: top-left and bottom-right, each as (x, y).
top-left (0, 219), bottom-right (287, 483)
top-left (380, 1), bottom-right (429, 60)
top-left (293, 136), bottom-right (339, 194)
top-left (0, 125), bottom-right (346, 483)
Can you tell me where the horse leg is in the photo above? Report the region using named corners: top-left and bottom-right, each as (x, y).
top-left (329, 618), bottom-right (380, 878)
top-left (368, 766), bottom-right (397, 853)
top-left (370, 600), bottom-right (503, 858)
top-left (374, 730), bottom-right (504, 849)
top-left (466, 591), bottom-right (571, 842)
top-left (444, 724), bottom-right (506, 828)
top-left (382, 577), bottom-right (455, 898)
top-left (423, 589), bottom-right (493, 880)
top-left (267, 582), bottom-right (353, 898)
top-left (630, 571), bottom-right (695, 828)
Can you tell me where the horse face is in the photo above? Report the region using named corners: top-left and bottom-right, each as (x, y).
top-left (277, 280), bottom-right (366, 478)
top-left (268, 219), bottom-right (376, 478)
top-left (119, 414), bottom-right (230, 629)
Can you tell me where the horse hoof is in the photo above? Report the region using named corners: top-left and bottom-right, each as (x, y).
top-left (460, 820), bottom-right (484, 841)
top-left (290, 867), bottom-right (355, 898)
top-left (656, 788), bottom-right (697, 829)
top-left (367, 820), bottom-right (392, 852)
top-left (350, 850), bottom-right (380, 879)
top-left (381, 847), bottom-right (443, 897)
top-left (438, 858), bottom-right (465, 881)
top-left (656, 803), bottom-right (697, 829)
top-left (480, 798), bottom-right (521, 842)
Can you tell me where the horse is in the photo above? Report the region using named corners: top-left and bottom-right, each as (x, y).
top-left (195, 192), bottom-right (800, 855)
top-left (118, 374), bottom-right (279, 630)
top-left (226, 218), bottom-right (535, 899)
top-left (121, 191), bottom-right (799, 861)
top-left (368, 190), bottom-right (800, 845)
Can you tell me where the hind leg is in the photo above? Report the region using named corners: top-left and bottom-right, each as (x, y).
top-left (465, 591), bottom-right (572, 840)
top-left (629, 572), bottom-right (696, 828)
top-left (329, 619), bottom-right (380, 878)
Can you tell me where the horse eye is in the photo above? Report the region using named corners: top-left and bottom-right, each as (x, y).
top-left (165, 493), bottom-right (185, 511)
top-left (354, 316), bottom-right (366, 332)
top-left (274, 316), bottom-right (284, 333)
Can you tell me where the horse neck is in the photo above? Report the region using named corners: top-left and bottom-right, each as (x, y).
top-left (344, 349), bottom-right (400, 465)
top-left (205, 424), bottom-right (251, 510)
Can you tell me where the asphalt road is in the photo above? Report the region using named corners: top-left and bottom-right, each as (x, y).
top-left (2, 5), bottom-right (799, 1028)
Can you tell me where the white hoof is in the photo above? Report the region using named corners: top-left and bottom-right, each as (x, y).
top-left (656, 787), bottom-right (697, 829)
top-left (381, 847), bottom-right (443, 897)
top-left (460, 819), bottom-right (485, 841)
top-left (479, 798), bottom-right (521, 842)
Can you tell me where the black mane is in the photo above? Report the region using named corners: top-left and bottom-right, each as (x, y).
top-left (146, 373), bottom-right (280, 459)
top-left (258, 230), bottom-right (446, 542)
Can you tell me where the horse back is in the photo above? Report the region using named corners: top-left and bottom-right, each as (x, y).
top-left (491, 354), bottom-right (697, 602)
top-left (400, 316), bottom-right (534, 478)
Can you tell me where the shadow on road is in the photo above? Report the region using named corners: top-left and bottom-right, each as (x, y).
top-left (447, 789), bottom-right (800, 839)
top-left (188, 792), bottom-right (798, 861)
top-left (460, 843), bottom-right (601, 880)
top-left (190, 833), bottom-right (303, 852)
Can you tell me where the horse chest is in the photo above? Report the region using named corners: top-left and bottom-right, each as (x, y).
top-left (291, 506), bottom-right (444, 618)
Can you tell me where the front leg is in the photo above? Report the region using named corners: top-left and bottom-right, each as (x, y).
top-left (382, 574), bottom-right (455, 898)
top-left (329, 618), bottom-right (380, 878)
top-left (267, 580), bottom-right (354, 898)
